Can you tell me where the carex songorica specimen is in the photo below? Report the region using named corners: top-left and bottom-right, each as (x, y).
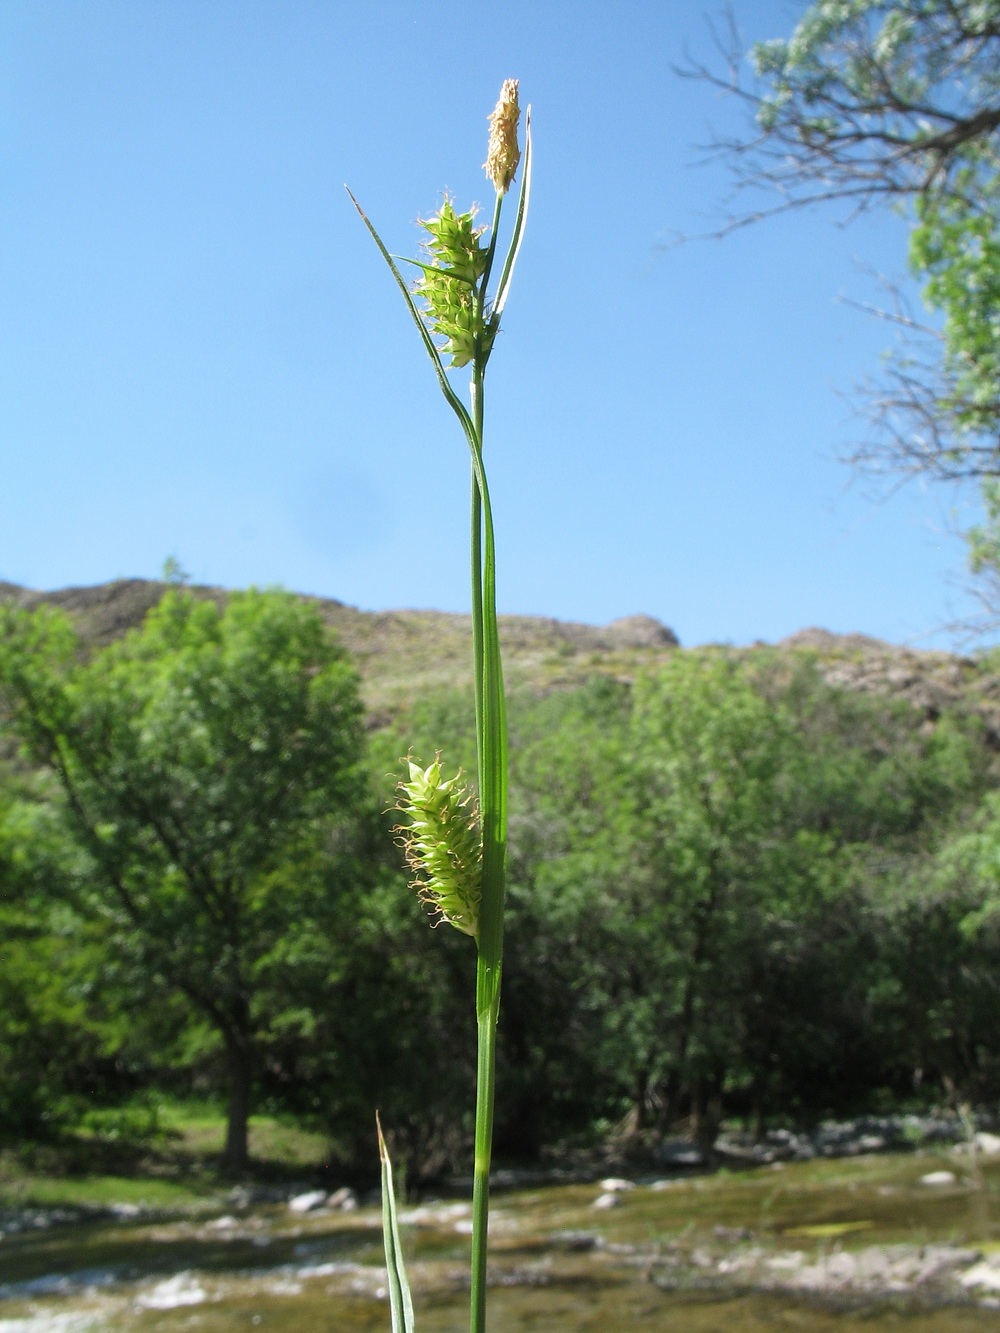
top-left (349, 80), bottom-right (531, 1333)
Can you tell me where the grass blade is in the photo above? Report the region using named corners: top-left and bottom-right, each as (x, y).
top-left (492, 107), bottom-right (532, 319)
top-left (377, 1113), bottom-right (416, 1333)
top-left (345, 187), bottom-right (477, 449)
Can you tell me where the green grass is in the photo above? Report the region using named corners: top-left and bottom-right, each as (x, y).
top-left (157, 1103), bottom-right (331, 1167)
top-left (0, 1102), bottom-right (333, 1214)
top-left (0, 1168), bottom-right (216, 1211)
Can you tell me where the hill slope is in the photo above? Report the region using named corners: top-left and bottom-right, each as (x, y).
top-left (2, 578), bottom-right (998, 734)
top-left (0, 579), bottom-right (679, 717)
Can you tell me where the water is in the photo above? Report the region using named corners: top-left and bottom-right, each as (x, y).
top-left (2, 1152), bottom-right (1000, 1331)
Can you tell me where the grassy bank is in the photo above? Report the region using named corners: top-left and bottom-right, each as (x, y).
top-left (0, 1101), bottom-right (333, 1213)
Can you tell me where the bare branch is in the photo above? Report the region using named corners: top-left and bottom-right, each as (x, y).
top-left (678, 1), bottom-right (1000, 229)
top-left (678, 2), bottom-right (1000, 492)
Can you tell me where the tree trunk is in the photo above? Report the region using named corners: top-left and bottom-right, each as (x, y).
top-left (659, 878), bottom-right (720, 1138)
top-left (750, 1089), bottom-right (765, 1143)
top-left (691, 1082), bottom-right (723, 1154)
top-left (222, 1024), bottom-right (253, 1175)
top-left (617, 1068), bottom-right (652, 1141)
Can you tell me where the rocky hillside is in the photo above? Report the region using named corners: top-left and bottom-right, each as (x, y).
top-left (777, 627), bottom-right (1000, 735)
top-left (0, 579), bottom-right (679, 718)
top-left (2, 578), bottom-right (999, 734)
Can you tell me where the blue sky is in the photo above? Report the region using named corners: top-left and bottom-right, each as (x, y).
top-left (0, 1), bottom-right (984, 648)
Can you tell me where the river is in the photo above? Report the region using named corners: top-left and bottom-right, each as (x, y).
top-left (2, 1151), bottom-right (1000, 1331)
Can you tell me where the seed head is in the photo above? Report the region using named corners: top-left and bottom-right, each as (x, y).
top-left (484, 79), bottom-right (521, 194)
top-left (396, 756), bottom-right (482, 940)
top-left (414, 198), bottom-right (498, 368)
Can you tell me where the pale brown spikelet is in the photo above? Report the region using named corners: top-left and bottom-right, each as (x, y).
top-left (484, 79), bottom-right (521, 194)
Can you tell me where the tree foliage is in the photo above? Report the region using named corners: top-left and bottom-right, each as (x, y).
top-left (0, 781), bottom-right (112, 1139)
top-left (2, 607), bottom-right (999, 1169)
top-left (372, 652), bottom-right (990, 1163)
top-left (0, 588), bottom-right (367, 1171)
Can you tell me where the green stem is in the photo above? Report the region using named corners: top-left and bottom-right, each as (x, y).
top-left (470, 471), bottom-right (484, 772)
top-left (470, 959), bottom-right (500, 1333)
top-left (468, 332), bottom-right (507, 1333)
top-left (470, 376), bottom-right (485, 795)
top-left (468, 377), bottom-right (508, 965)
top-left (469, 190), bottom-right (503, 793)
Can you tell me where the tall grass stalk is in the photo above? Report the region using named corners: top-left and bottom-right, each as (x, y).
top-left (349, 81), bottom-right (531, 1333)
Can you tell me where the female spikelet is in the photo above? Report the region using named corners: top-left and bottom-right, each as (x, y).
top-left (397, 757), bottom-right (482, 940)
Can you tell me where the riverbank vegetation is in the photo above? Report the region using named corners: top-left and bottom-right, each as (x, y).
top-left (2, 583), bottom-right (1000, 1182)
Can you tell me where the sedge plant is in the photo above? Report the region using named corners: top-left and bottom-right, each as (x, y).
top-left (348, 80), bottom-right (531, 1333)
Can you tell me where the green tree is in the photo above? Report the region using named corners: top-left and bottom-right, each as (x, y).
top-left (865, 792), bottom-right (1000, 1107)
top-left (631, 650), bottom-right (987, 1131)
top-left (495, 679), bottom-right (636, 1154)
top-left (498, 653), bottom-right (984, 1145)
top-left (0, 587), bottom-right (366, 1172)
top-left (0, 779), bottom-right (114, 1139)
top-left (372, 656), bottom-right (991, 1154)
top-left (614, 653), bottom-right (833, 1142)
top-left (907, 192), bottom-right (1000, 474)
top-left (371, 681), bottom-right (633, 1158)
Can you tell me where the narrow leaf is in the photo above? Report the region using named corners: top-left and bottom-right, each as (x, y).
top-left (345, 187), bottom-right (477, 446)
top-left (493, 108), bottom-right (532, 319)
top-left (377, 1112), bottom-right (416, 1333)
top-left (396, 256), bottom-right (478, 286)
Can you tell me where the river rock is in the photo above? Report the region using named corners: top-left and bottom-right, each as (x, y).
top-left (919, 1170), bottom-right (957, 1186)
top-left (599, 1178), bottom-right (634, 1192)
top-left (327, 1187), bottom-right (359, 1210)
top-left (228, 1183), bottom-right (288, 1208)
top-left (592, 1192), bottom-right (620, 1209)
top-left (288, 1190), bottom-right (329, 1213)
top-left (714, 1225), bottom-right (751, 1242)
top-left (787, 1244), bottom-right (957, 1292)
top-left (914, 1244), bottom-right (982, 1281)
top-left (765, 1250), bottom-right (806, 1271)
top-left (653, 1141), bottom-right (706, 1167)
top-left (960, 1253), bottom-right (1000, 1291)
top-left (952, 1131), bottom-right (1000, 1157)
top-left (552, 1230), bottom-right (599, 1251)
top-left (714, 1112), bottom-right (993, 1166)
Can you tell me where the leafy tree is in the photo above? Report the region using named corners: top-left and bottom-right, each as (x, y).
top-left (862, 795), bottom-right (1000, 1107)
top-left (495, 679), bottom-right (637, 1154)
top-left (639, 649), bottom-right (990, 1131)
top-left (0, 588), bottom-right (366, 1172)
top-left (608, 653), bottom-right (840, 1142)
top-left (377, 657), bottom-right (991, 1150)
top-left (371, 681), bottom-right (637, 1158)
top-left (0, 781), bottom-right (114, 1139)
top-left (902, 190), bottom-right (1000, 477)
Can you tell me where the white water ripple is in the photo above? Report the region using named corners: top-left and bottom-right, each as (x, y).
top-left (134, 1272), bottom-right (207, 1309)
top-left (0, 1314), bottom-right (101, 1333)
